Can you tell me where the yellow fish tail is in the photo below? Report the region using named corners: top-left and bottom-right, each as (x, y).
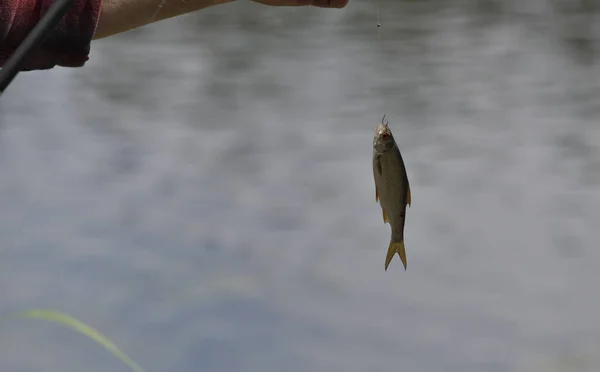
top-left (384, 241), bottom-right (407, 271)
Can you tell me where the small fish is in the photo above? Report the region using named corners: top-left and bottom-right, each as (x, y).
top-left (372, 115), bottom-right (412, 271)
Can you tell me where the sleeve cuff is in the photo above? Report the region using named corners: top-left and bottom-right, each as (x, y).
top-left (0, 0), bottom-right (103, 71)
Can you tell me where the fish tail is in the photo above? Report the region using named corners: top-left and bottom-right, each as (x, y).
top-left (384, 240), bottom-right (407, 271)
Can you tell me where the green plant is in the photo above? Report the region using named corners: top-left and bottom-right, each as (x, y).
top-left (13, 309), bottom-right (145, 372)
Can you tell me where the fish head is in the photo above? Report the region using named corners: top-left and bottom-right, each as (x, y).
top-left (373, 115), bottom-right (395, 154)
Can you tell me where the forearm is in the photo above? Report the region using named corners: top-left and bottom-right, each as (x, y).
top-left (94, 0), bottom-right (235, 39)
top-left (0, 0), bottom-right (347, 71)
top-left (0, 0), bottom-right (229, 70)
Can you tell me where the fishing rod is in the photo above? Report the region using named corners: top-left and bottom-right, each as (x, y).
top-left (0, 0), bottom-right (75, 97)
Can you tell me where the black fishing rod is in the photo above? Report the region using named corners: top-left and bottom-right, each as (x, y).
top-left (0, 0), bottom-right (75, 97)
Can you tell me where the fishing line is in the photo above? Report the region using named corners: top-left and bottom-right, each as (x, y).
top-left (375, 0), bottom-right (381, 34)
top-left (149, 0), bottom-right (168, 26)
top-left (4, 145), bottom-right (59, 262)
top-left (375, 0), bottom-right (384, 61)
top-left (374, 0), bottom-right (386, 117)
top-left (0, 0), bottom-right (77, 280)
top-left (8, 183), bottom-right (44, 253)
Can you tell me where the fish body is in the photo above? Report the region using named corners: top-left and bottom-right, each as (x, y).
top-left (372, 116), bottom-right (411, 271)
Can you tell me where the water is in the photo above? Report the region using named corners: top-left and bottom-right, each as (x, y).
top-left (1, 1), bottom-right (600, 371)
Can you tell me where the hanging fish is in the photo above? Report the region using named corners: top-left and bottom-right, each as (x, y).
top-left (372, 115), bottom-right (412, 271)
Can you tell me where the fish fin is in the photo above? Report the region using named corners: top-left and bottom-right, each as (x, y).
top-left (407, 183), bottom-right (412, 207)
top-left (384, 241), bottom-right (407, 271)
top-left (382, 208), bottom-right (389, 224)
top-left (375, 156), bottom-right (382, 176)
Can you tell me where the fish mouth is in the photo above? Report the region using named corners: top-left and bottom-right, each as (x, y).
top-left (374, 114), bottom-right (389, 133)
top-left (374, 125), bottom-right (389, 136)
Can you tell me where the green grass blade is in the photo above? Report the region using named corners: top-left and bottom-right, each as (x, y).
top-left (14, 309), bottom-right (145, 372)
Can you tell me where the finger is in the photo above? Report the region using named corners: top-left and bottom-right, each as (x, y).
top-left (312, 0), bottom-right (348, 8)
top-left (253, 0), bottom-right (348, 8)
top-left (252, 0), bottom-right (307, 6)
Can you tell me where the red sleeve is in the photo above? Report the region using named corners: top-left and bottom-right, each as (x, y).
top-left (0, 0), bottom-right (102, 71)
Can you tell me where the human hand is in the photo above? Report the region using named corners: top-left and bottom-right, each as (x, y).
top-left (252, 0), bottom-right (348, 8)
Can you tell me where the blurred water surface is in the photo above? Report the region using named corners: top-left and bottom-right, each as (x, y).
top-left (1, 0), bottom-right (600, 371)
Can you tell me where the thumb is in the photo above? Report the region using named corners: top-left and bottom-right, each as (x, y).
top-left (252, 0), bottom-right (348, 8)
